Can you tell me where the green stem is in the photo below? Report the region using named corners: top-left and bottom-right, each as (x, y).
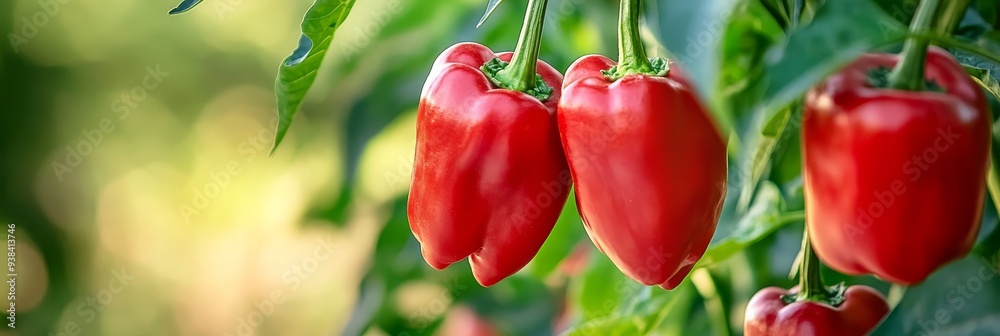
top-left (932, 0), bottom-right (970, 35)
top-left (887, 0), bottom-right (941, 91)
top-left (777, 211), bottom-right (806, 225)
top-left (795, 228), bottom-right (827, 301)
top-left (616, 0), bottom-right (654, 75)
top-left (492, 0), bottom-right (548, 93)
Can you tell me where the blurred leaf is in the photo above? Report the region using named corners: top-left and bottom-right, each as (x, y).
top-left (871, 255), bottom-right (1000, 335)
top-left (271, 0), bottom-right (358, 154)
top-left (646, 284), bottom-right (699, 335)
top-left (650, 0), bottom-right (741, 133)
top-left (464, 276), bottom-right (558, 335)
top-left (571, 251), bottom-right (638, 321)
top-left (975, 191), bottom-right (1000, 258)
top-left (758, 0), bottom-right (905, 121)
top-left (735, 104), bottom-right (792, 213)
top-left (758, 0), bottom-right (792, 29)
top-left (560, 316), bottom-right (644, 336)
top-left (563, 282), bottom-right (695, 336)
top-left (973, 0), bottom-right (998, 27)
top-left (167, 0), bottom-right (203, 14)
top-left (966, 66), bottom-right (1000, 99)
top-left (530, 192), bottom-right (586, 278)
top-left (871, 0), bottom-right (918, 25)
top-left (973, 62), bottom-right (1000, 259)
top-left (719, 0), bottom-right (789, 214)
top-left (696, 181), bottom-right (793, 269)
top-left (477, 0), bottom-right (505, 27)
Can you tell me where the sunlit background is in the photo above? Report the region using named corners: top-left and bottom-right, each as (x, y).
top-left (4, 0), bottom-right (1000, 335)
top-left (0, 0), bottom-right (624, 334)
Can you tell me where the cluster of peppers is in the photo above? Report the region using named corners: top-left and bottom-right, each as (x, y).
top-left (408, 0), bottom-right (990, 334)
top-left (409, 0), bottom-right (725, 289)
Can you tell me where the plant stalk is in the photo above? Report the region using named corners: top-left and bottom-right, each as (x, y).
top-left (493, 0), bottom-right (548, 92)
top-left (615, 0), bottom-right (655, 76)
top-left (886, 0), bottom-right (941, 91)
top-left (795, 228), bottom-right (826, 301)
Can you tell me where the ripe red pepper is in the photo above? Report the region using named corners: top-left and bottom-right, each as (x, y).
top-left (803, 46), bottom-right (990, 285)
top-left (744, 285), bottom-right (890, 336)
top-left (556, 0), bottom-right (727, 289)
top-left (408, 0), bottom-right (569, 287)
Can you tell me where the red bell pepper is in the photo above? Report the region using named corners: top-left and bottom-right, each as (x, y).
top-left (744, 285), bottom-right (890, 336)
top-left (408, 0), bottom-right (569, 286)
top-left (803, 44), bottom-right (990, 283)
top-left (556, 0), bottom-right (727, 289)
top-left (745, 231), bottom-right (890, 336)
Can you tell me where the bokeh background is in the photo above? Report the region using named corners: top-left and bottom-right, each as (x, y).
top-left (3, 0), bottom-right (1000, 335)
top-left (0, 0), bottom-right (619, 334)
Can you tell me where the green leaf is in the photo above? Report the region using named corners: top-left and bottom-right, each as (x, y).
top-left (562, 282), bottom-right (696, 336)
top-left (477, 0), bottom-right (504, 28)
top-left (650, 0), bottom-right (741, 134)
top-left (560, 316), bottom-right (644, 336)
top-left (696, 181), bottom-right (794, 269)
top-left (871, 255), bottom-right (1000, 335)
top-left (167, 0), bottom-right (203, 14)
top-left (758, 0), bottom-right (905, 120)
top-left (963, 62), bottom-right (1000, 236)
top-left (271, 0), bottom-right (358, 155)
top-left (962, 64), bottom-right (1000, 101)
top-left (735, 105), bottom-right (793, 213)
top-left (570, 251), bottom-right (639, 321)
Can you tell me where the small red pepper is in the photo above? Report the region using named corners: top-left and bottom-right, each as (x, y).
top-left (556, 0), bottom-right (727, 289)
top-left (408, 0), bottom-right (569, 286)
top-left (745, 230), bottom-right (890, 336)
top-left (803, 46), bottom-right (990, 285)
top-left (744, 285), bottom-right (890, 336)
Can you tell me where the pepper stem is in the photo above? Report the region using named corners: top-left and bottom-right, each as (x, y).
top-left (933, 0), bottom-right (970, 34)
top-left (795, 228), bottom-right (827, 301)
top-left (618, 0), bottom-right (652, 73)
top-left (886, 0), bottom-right (941, 91)
top-left (486, 0), bottom-right (551, 100)
top-left (604, 0), bottom-right (667, 80)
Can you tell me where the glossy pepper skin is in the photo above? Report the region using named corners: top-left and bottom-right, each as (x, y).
top-left (557, 55), bottom-right (727, 289)
top-left (744, 286), bottom-right (890, 336)
top-left (803, 47), bottom-right (991, 285)
top-left (408, 42), bottom-right (569, 287)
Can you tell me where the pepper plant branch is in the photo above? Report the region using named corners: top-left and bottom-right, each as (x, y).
top-left (887, 0), bottom-right (941, 91)
top-left (493, 0), bottom-right (548, 93)
top-left (616, 0), bottom-right (655, 76)
top-left (794, 227), bottom-right (829, 302)
top-left (932, 0), bottom-right (970, 35)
